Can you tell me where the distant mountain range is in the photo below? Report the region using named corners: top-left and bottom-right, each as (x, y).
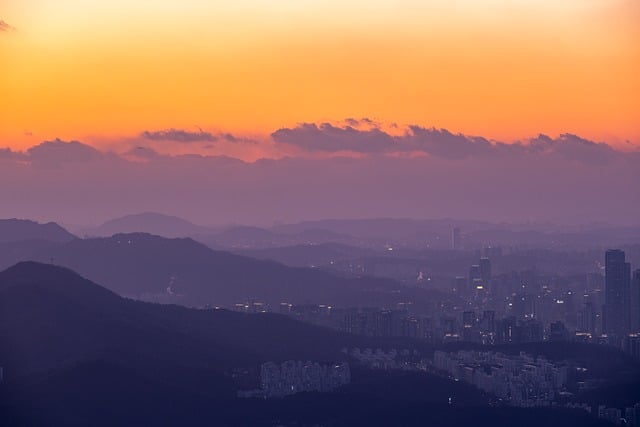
top-left (2, 216), bottom-right (639, 306)
top-left (80, 212), bottom-right (359, 249)
top-left (0, 217), bottom-right (453, 309)
top-left (2, 215), bottom-right (639, 307)
top-left (80, 213), bottom-right (640, 250)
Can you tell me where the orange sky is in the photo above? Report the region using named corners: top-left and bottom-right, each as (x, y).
top-left (1, 0), bottom-right (639, 151)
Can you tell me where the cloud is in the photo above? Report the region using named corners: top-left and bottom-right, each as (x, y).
top-left (343, 117), bottom-right (380, 128)
top-left (141, 128), bottom-right (217, 143)
top-left (272, 122), bottom-right (498, 156)
top-left (218, 133), bottom-right (239, 142)
top-left (125, 146), bottom-right (160, 160)
top-left (525, 133), bottom-right (617, 165)
top-left (271, 121), bottom-right (629, 164)
top-left (405, 126), bottom-right (494, 159)
top-left (272, 122), bottom-right (396, 152)
top-left (140, 128), bottom-right (257, 146)
top-left (26, 139), bottom-right (104, 167)
top-left (217, 132), bottom-right (257, 144)
top-left (0, 148), bottom-right (19, 161)
top-left (0, 20), bottom-right (16, 32)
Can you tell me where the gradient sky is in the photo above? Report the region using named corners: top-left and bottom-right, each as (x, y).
top-left (1, 0), bottom-right (639, 152)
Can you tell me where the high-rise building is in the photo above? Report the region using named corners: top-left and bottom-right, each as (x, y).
top-left (453, 276), bottom-right (467, 295)
top-left (451, 227), bottom-right (461, 250)
top-left (462, 311), bottom-right (476, 328)
top-left (479, 257), bottom-right (492, 292)
top-left (469, 264), bottom-right (483, 292)
top-left (603, 250), bottom-right (631, 342)
top-left (515, 319), bottom-right (544, 343)
top-left (578, 302), bottom-right (596, 336)
top-left (512, 293), bottom-right (536, 320)
top-left (631, 269), bottom-right (640, 333)
top-left (481, 246), bottom-right (502, 259)
top-left (482, 310), bottom-right (496, 334)
top-left (549, 321), bottom-right (569, 342)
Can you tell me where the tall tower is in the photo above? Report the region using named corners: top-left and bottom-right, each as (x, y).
top-left (451, 227), bottom-right (461, 250)
top-left (469, 264), bottom-right (482, 292)
top-left (479, 257), bottom-right (492, 292)
top-left (631, 269), bottom-right (640, 334)
top-left (604, 250), bottom-right (631, 342)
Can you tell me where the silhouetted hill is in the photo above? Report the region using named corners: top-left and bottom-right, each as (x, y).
top-left (208, 225), bottom-right (279, 247)
top-left (0, 239), bottom-right (64, 271)
top-left (0, 262), bottom-right (370, 380)
top-left (235, 242), bottom-right (378, 268)
top-left (199, 225), bottom-right (357, 250)
top-left (82, 212), bottom-right (214, 238)
top-left (28, 233), bottom-right (445, 308)
top-left (0, 262), bottom-right (353, 425)
top-left (0, 219), bottom-right (76, 243)
top-left (83, 214), bottom-right (359, 249)
top-left (295, 227), bottom-right (353, 241)
top-left (0, 220), bottom-right (75, 271)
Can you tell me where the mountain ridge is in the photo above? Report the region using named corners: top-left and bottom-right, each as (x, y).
top-left (0, 219), bottom-right (76, 243)
top-left (25, 233), bottom-right (438, 308)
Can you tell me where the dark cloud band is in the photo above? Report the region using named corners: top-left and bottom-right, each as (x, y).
top-left (272, 122), bottom-right (622, 165)
top-left (141, 129), bottom-right (217, 143)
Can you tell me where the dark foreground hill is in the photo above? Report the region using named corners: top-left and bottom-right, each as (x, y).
top-left (0, 262), bottom-right (612, 426)
top-left (0, 262), bottom-right (365, 381)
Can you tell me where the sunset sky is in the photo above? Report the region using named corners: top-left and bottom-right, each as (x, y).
top-left (1, 0), bottom-right (639, 153)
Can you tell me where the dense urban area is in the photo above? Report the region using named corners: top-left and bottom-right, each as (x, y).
top-left (226, 231), bottom-right (640, 363)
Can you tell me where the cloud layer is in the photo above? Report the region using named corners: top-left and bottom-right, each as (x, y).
top-left (139, 129), bottom-right (257, 152)
top-left (141, 129), bottom-right (217, 143)
top-left (0, 129), bottom-right (637, 226)
top-left (272, 122), bottom-right (626, 165)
